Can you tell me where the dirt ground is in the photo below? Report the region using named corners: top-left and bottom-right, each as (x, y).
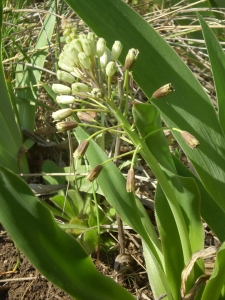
top-left (0, 224), bottom-right (152, 300)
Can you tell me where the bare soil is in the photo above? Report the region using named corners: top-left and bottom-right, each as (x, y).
top-left (0, 225), bottom-right (152, 300)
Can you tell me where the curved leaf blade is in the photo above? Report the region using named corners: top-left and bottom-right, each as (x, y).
top-left (0, 5), bottom-right (29, 173)
top-left (0, 166), bottom-right (135, 300)
top-left (198, 13), bottom-right (225, 133)
top-left (201, 243), bottom-right (225, 300)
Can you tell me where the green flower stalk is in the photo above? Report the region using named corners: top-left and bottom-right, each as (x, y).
top-left (111, 41), bottom-right (123, 61)
top-left (96, 38), bottom-right (106, 57)
top-left (73, 140), bottom-right (89, 159)
top-left (52, 84), bottom-right (71, 95)
top-left (52, 108), bottom-right (73, 121)
top-left (71, 68), bottom-right (85, 81)
top-left (78, 52), bottom-right (91, 69)
top-left (86, 165), bottom-right (103, 182)
top-left (56, 121), bottom-right (78, 132)
top-left (57, 70), bottom-right (75, 84)
top-left (124, 48), bottom-right (139, 70)
top-left (56, 95), bottom-right (75, 104)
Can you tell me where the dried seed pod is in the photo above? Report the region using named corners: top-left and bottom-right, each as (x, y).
top-left (86, 165), bottom-right (103, 181)
top-left (56, 121), bottom-right (78, 132)
top-left (126, 169), bottom-right (135, 193)
top-left (73, 140), bottom-right (89, 159)
top-left (152, 83), bottom-right (174, 99)
top-left (181, 131), bottom-right (200, 148)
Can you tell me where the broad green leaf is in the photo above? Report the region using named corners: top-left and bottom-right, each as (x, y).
top-left (0, 4), bottom-right (29, 174)
top-left (198, 13), bottom-right (225, 133)
top-left (143, 242), bottom-right (174, 300)
top-left (49, 194), bottom-right (75, 219)
top-left (0, 166), bottom-right (135, 300)
top-left (133, 102), bottom-right (203, 298)
top-left (156, 172), bottom-right (204, 300)
top-left (65, 0), bottom-right (225, 236)
top-left (155, 185), bottom-right (184, 300)
top-left (201, 243), bottom-right (225, 300)
top-left (16, 3), bottom-right (56, 130)
top-left (173, 154), bottom-right (225, 242)
top-left (132, 102), bottom-right (176, 172)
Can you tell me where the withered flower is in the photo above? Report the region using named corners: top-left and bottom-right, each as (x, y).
top-left (56, 121), bottom-right (78, 132)
top-left (126, 169), bottom-right (135, 193)
top-left (124, 48), bottom-right (139, 71)
top-left (86, 165), bottom-right (103, 182)
top-left (152, 83), bottom-right (174, 99)
top-left (181, 131), bottom-right (200, 148)
top-left (73, 140), bottom-right (89, 159)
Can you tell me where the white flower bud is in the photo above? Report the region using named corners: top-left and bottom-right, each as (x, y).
top-left (100, 51), bottom-right (108, 68)
top-left (52, 84), bottom-right (71, 94)
top-left (59, 53), bottom-right (75, 68)
top-left (58, 61), bottom-right (73, 73)
top-left (72, 82), bottom-right (89, 93)
top-left (63, 44), bottom-right (79, 64)
top-left (96, 38), bottom-right (106, 57)
top-left (105, 61), bottom-right (117, 77)
top-left (87, 32), bottom-right (96, 56)
top-left (57, 70), bottom-right (75, 84)
top-left (56, 95), bottom-right (75, 104)
top-left (70, 39), bottom-right (83, 52)
top-left (111, 41), bottom-right (123, 60)
top-left (78, 52), bottom-right (91, 69)
top-left (81, 39), bottom-right (92, 57)
top-left (52, 108), bottom-right (73, 121)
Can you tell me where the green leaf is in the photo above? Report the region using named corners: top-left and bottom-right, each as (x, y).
top-left (16, 3), bottom-right (56, 130)
top-left (173, 154), bottom-right (225, 242)
top-left (198, 13), bottom-right (225, 132)
top-left (49, 194), bottom-right (75, 219)
top-left (0, 166), bottom-right (135, 300)
top-left (0, 5), bottom-right (29, 174)
top-left (132, 102), bottom-right (176, 172)
top-left (201, 243), bottom-right (225, 300)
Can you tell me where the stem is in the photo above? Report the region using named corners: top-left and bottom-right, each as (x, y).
top-left (86, 124), bottom-right (123, 141)
top-left (107, 75), bottom-right (112, 99)
top-left (123, 70), bottom-right (129, 117)
top-left (92, 182), bottom-right (101, 259)
top-left (108, 101), bottom-right (192, 263)
top-left (143, 126), bottom-right (182, 140)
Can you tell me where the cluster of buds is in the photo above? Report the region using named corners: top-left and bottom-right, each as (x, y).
top-left (52, 33), bottom-right (126, 107)
top-left (61, 16), bottom-right (77, 43)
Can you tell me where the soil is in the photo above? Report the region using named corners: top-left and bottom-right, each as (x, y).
top-left (0, 225), bottom-right (152, 300)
